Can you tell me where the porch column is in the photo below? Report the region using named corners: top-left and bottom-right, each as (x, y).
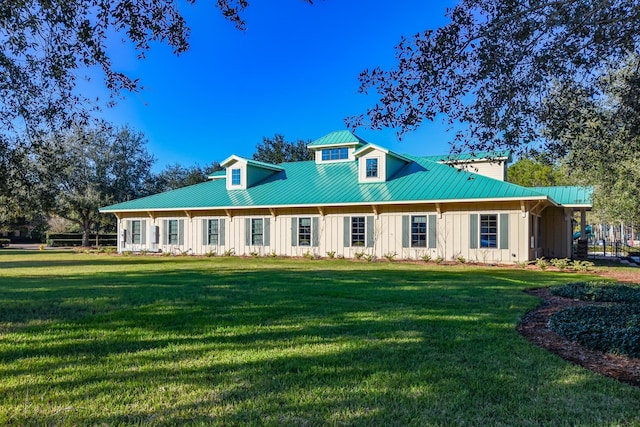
top-left (576, 208), bottom-right (588, 259)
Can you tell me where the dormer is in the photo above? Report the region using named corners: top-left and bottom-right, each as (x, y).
top-left (353, 144), bottom-right (412, 183)
top-left (308, 130), bottom-right (367, 164)
top-left (220, 155), bottom-right (283, 190)
top-left (433, 151), bottom-right (512, 181)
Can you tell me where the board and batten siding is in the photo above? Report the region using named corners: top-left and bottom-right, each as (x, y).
top-left (116, 205), bottom-right (532, 262)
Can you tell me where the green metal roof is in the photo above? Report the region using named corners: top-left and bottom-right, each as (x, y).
top-left (100, 154), bottom-right (585, 213)
top-left (529, 186), bottom-right (592, 207)
top-left (307, 130), bottom-right (369, 147)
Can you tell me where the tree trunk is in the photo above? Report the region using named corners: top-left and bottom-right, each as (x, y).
top-left (81, 220), bottom-right (92, 247)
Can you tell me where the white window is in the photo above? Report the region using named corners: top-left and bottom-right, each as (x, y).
top-left (366, 158), bottom-right (378, 178)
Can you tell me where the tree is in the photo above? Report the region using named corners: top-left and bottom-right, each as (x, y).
top-left (541, 56), bottom-right (640, 224)
top-left (153, 161), bottom-right (222, 192)
top-left (507, 157), bottom-right (570, 187)
top-left (0, 0), bottom-right (312, 138)
top-left (351, 0), bottom-right (640, 156)
top-left (44, 125), bottom-right (156, 246)
top-left (252, 134), bottom-right (313, 164)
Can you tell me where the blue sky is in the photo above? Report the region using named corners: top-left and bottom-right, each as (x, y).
top-left (88, 0), bottom-right (459, 170)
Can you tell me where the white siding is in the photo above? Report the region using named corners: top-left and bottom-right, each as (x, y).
top-left (116, 203), bottom-right (537, 263)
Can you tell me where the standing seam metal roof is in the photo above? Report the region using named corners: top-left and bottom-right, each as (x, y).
top-left (100, 154), bottom-right (588, 212)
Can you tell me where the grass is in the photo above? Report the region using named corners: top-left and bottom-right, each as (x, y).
top-left (0, 251), bottom-right (639, 426)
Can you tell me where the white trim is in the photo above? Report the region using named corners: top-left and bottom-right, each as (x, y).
top-left (100, 195), bottom-right (553, 214)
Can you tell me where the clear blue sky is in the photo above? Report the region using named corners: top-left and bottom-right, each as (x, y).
top-left (88, 0), bottom-right (459, 171)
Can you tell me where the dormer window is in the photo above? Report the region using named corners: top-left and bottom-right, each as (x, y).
top-left (321, 148), bottom-right (348, 161)
top-left (366, 158), bottom-right (378, 178)
top-left (231, 168), bottom-right (241, 186)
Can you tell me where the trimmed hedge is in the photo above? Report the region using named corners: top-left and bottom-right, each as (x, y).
top-left (46, 233), bottom-right (117, 247)
top-left (0, 238), bottom-right (10, 248)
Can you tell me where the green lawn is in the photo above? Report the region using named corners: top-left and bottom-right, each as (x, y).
top-left (0, 251), bottom-right (639, 426)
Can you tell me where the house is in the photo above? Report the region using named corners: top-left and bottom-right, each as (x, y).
top-left (99, 130), bottom-right (592, 263)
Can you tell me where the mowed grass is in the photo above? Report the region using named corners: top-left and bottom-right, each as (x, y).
top-left (0, 251), bottom-right (639, 426)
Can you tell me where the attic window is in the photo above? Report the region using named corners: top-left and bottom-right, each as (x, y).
top-left (231, 168), bottom-right (241, 185)
top-left (365, 158), bottom-right (378, 178)
top-left (321, 148), bottom-right (348, 161)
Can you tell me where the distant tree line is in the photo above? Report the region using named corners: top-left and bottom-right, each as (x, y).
top-left (0, 126), bottom-right (311, 245)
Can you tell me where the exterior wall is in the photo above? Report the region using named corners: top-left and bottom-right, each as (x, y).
top-left (451, 160), bottom-right (507, 181)
top-left (116, 201), bottom-right (541, 263)
top-left (540, 207), bottom-right (573, 259)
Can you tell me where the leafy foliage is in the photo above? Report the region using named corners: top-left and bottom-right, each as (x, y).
top-left (351, 0), bottom-right (640, 155)
top-left (549, 304), bottom-right (640, 359)
top-left (0, 0), bottom-right (307, 135)
top-left (43, 125), bottom-right (156, 246)
top-left (153, 161), bottom-right (222, 192)
top-left (551, 281), bottom-right (640, 304)
top-left (507, 157), bottom-right (570, 187)
top-left (252, 134), bottom-right (313, 164)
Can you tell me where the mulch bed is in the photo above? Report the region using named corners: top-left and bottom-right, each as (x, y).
top-left (517, 287), bottom-right (640, 387)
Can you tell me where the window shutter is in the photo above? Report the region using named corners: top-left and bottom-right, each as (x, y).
top-left (312, 217), bottom-right (319, 247)
top-left (428, 215), bottom-right (437, 249)
top-left (140, 220), bottom-right (147, 245)
top-left (245, 218), bottom-right (251, 246)
top-left (162, 220), bottom-right (168, 245)
top-left (366, 216), bottom-right (374, 248)
top-left (499, 213), bottom-right (509, 249)
top-left (219, 218), bottom-right (226, 246)
top-left (202, 219), bottom-right (208, 245)
top-left (470, 214), bottom-right (478, 249)
top-left (264, 218), bottom-right (271, 246)
top-left (291, 217), bottom-right (298, 246)
top-left (126, 220), bottom-right (132, 243)
top-left (401, 215), bottom-right (410, 248)
top-left (178, 220), bottom-right (184, 245)
top-left (343, 217), bottom-right (350, 247)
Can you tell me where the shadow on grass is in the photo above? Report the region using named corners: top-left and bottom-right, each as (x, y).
top-left (0, 259), bottom-right (637, 425)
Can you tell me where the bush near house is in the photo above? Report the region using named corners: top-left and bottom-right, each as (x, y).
top-left (0, 238), bottom-right (10, 248)
top-left (46, 233), bottom-right (117, 247)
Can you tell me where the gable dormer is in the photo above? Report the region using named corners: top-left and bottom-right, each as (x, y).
top-left (308, 130), bottom-right (367, 164)
top-left (353, 144), bottom-right (411, 183)
top-left (220, 155), bottom-right (283, 190)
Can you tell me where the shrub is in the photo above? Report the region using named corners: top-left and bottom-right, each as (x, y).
top-left (383, 251), bottom-right (397, 261)
top-left (535, 257), bottom-right (548, 270)
top-left (326, 251), bottom-right (336, 259)
top-left (549, 304), bottom-right (640, 359)
top-left (572, 260), bottom-right (594, 272)
top-left (363, 254), bottom-right (375, 262)
top-left (104, 247), bottom-right (117, 255)
top-left (224, 249), bottom-right (235, 257)
top-left (435, 256), bottom-right (444, 264)
top-left (0, 238), bottom-right (10, 248)
top-left (456, 255), bottom-right (466, 264)
top-left (303, 251), bottom-right (314, 260)
top-left (205, 250), bottom-right (216, 257)
top-left (250, 251), bottom-right (259, 257)
top-left (354, 251), bottom-right (365, 260)
top-left (122, 251), bottom-right (132, 257)
top-left (550, 258), bottom-right (570, 271)
top-left (421, 254), bottom-right (432, 263)
top-left (551, 281), bottom-right (640, 303)
top-left (268, 250), bottom-right (278, 258)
